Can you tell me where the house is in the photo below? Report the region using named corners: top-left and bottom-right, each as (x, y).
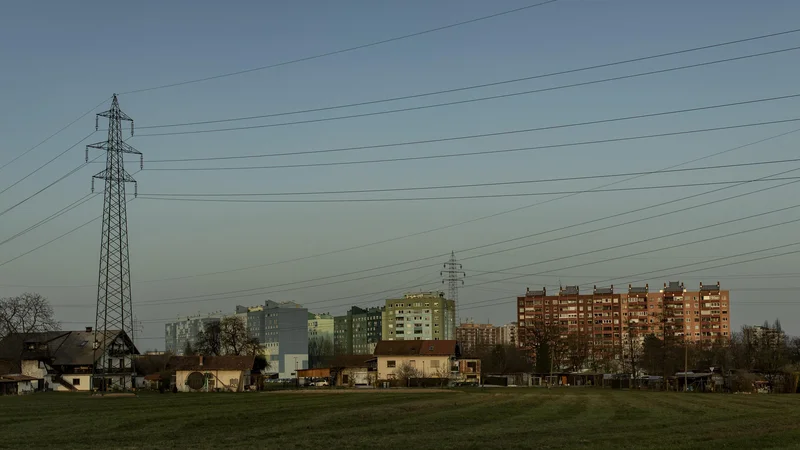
top-left (0, 374), bottom-right (38, 395)
top-left (173, 355), bottom-right (255, 392)
top-left (374, 340), bottom-right (461, 381)
top-left (0, 328), bottom-right (138, 392)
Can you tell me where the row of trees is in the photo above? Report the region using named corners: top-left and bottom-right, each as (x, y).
top-left (519, 318), bottom-right (800, 390)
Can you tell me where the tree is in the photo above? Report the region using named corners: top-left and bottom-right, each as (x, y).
top-left (565, 332), bottom-right (590, 372)
top-left (194, 322), bottom-right (223, 356)
top-left (308, 336), bottom-right (334, 368)
top-left (0, 293), bottom-right (60, 341)
top-left (195, 317), bottom-right (262, 356)
top-left (478, 344), bottom-right (532, 374)
top-left (394, 362), bottom-right (421, 386)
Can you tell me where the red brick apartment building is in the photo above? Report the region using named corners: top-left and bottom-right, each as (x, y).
top-left (517, 282), bottom-right (730, 362)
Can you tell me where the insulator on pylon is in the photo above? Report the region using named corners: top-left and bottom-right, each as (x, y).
top-left (131, 121), bottom-right (134, 136)
top-left (91, 178), bottom-right (95, 193)
top-left (140, 155), bottom-right (143, 170)
top-left (85, 147), bottom-right (88, 163)
top-left (95, 116), bottom-right (99, 131)
top-left (134, 182), bottom-right (138, 198)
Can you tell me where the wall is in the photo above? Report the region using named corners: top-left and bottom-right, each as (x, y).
top-left (280, 353), bottom-right (308, 379)
top-left (377, 355), bottom-right (451, 380)
top-left (175, 369), bottom-right (246, 392)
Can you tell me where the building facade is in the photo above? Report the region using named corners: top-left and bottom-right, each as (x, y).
top-left (497, 322), bottom-right (518, 347)
top-left (382, 292), bottom-right (456, 342)
top-left (456, 322), bottom-right (496, 355)
top-left (517, 282), bottom-right (731, 367)
top-left (241, 300), bottom-right (308, 379)
top-left (164, 311), bottom-right (226, 354)
top-left (334, 306), bottom-right (384, 355)
top-left (308, 313), bottom-right (335, 343)
top-left (456, 321), bottom-right (518, 355)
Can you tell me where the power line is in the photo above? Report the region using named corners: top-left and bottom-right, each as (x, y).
top-left (127, 127), bottom-right (799, 286)
top-left (3, 127), bottom-right (794, 295)
top-left (118, 1), bottom-right (560, 95)
top-left (463, 212), bottom-right (800, 292)
top-left (134, 28), bottom-right (800, 131)
top-left (0, 97), bottom-right (109, 173)
top-left (145, 117), bottom-right (800, 171)
top-left (0, 151), bottom-right (102, 220)
top-left (146, 94), bottom-right (800, 165)
top-left (138, 157), bottom-right (800, 197)
top-left (137, 177), bottom-right (800, 203)
top-left (0, 198), bottom-right (136, 271)
top-left (119, 167), bottom-right (800, 308)
top-left (456, 245), bottom-right (800, 313)
top-left (135, 48), bottom-right (800, 137)
top-left (0, 194), bottom-right (98, 249)
top-left (0, 132), bottom-right (95, 199)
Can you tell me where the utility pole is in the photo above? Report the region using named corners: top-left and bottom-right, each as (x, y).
top-left (684, 337), bottom-right (688, 392)
top-left (88, 94), bottom-right (142, 394)
top-left (441, 251), bottom-right (465, 324)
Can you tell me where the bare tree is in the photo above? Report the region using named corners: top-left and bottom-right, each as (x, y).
top-left (565, 332), bottom-right (590, 372)
top-left (394, 362), bottom-right (421, 386)
top-left (308, 336), bottom-right (334, 368)
top-left (0, 293), bottom-right (60, 341)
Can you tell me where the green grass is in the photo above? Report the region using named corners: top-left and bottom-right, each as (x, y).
top-left (3, 388), bottom-right (800, 449)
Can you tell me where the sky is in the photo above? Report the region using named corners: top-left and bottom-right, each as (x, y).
top-left (1, 0), bottom-right (800, 349)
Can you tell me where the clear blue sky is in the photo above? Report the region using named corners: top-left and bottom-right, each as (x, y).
top-left (1, 0), bottom-right (800, 348)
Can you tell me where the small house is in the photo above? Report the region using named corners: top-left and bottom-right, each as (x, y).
top-left (174, 355), bottom-right (255, 392)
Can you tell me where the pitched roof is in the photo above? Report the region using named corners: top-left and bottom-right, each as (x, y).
top-left (373, 340), bottom-right (457, 356)
top-left (172, 355), bottom-right (255, 371)
top-left (0, 330), bottom-right (138, 366)
top-left (0, 374), bottom-right (38, 382)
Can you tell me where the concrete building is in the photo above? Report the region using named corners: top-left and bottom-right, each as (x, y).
top-left (242, 300), bottom-right (309, 379)
top-left (164, 311), bottom-right (225, 354)
top-left (456, 321), bottom-right (518, 355)
top-left (308, 312), bottom-right (335, 343)
top-left (334, 306), bottom-right (384, 355)
top-left (456, 322), bottom-right (496, 355)
top-left (382, 292), bottom-right (456, 342)
top-left (497, 322), bottom-right (518, 347)
top-left (517, 282), bottom-right (731, 365)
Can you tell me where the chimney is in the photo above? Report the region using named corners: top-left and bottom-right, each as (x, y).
top-left (85, 326), bottom-right (92, 333)
top-left (199, 355), bottom-right (204, 367)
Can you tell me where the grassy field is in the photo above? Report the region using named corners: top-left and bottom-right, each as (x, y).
top-left (3, 388), bottom-right (800, 449)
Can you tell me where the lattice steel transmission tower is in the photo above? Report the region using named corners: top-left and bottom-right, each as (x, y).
top-left (441, 251), bottom-right (465, 322)
top-left (87, 94), bottom-right (142, 393)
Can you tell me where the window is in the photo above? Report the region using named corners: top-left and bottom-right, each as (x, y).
top-left (387, 360), bottom-right (396, 368)
top-left (430, 360), bottom-right (440, 368)
top-left (73, 378), bottom-right (81, 386)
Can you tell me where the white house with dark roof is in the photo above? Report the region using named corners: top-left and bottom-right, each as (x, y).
top-left (0, 327), bottom-right (138, 392)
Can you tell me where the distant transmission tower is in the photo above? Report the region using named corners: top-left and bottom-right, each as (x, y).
top-left (441, 251), bottom-right (465, 322)
top-left (87, 94), bottom-right (142, 393)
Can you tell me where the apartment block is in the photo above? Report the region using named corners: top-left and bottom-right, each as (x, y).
top-left (382, 292), bottom-right (456, 342)
top-left (456, 321), bottom-right (518, 355)
top-left (497, 322), bottom-right (518, 347)
top-left (308, 312), bottom-right (334, 343)
top-left (164, 311), bottom-right (226, 354)
top-left (456, 322), bottom-right (496, 355)
top-left (334, 306), bottom-right (384, 355)
top-left (517, 285), bottom-right (623, 360)
top-left (517, 282), bottom-right (731, 365)
top-left (236, 301), bottom-right (309, 379)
